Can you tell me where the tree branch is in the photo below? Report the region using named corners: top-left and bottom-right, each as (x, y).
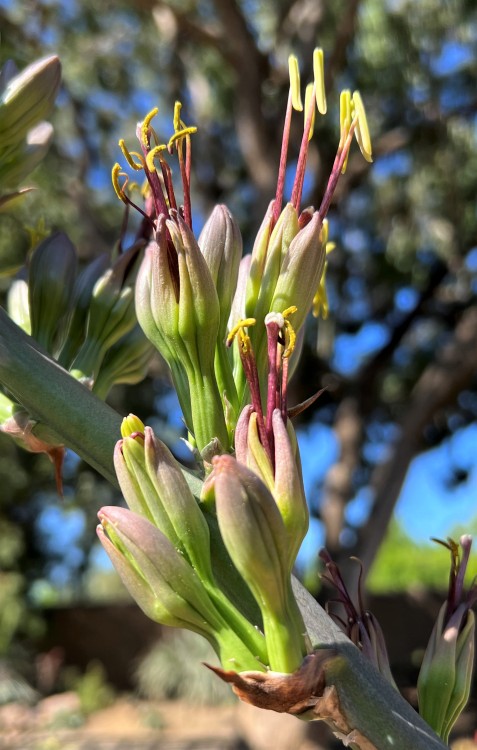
top-left (354, 304), bottom-right (477, 578)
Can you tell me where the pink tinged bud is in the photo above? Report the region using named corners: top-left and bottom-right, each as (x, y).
top-left (97, 506), bottom-right (219, 636)
top-left (212, 454), bottom-right (307, 673)
top-left (272, 411), bottom-right (308, 569)
top-left (270, 211), bottom-right (327, 334)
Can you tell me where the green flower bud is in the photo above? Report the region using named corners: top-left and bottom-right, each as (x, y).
top-left (135, 236), bottom-right (193, 430)
top-left (57, 254), bottom-right (109, 369)
top-left (269, 211), bottom-right (326, 334)
top-left (0, 56), bottom-right (61, 148)
top-left (246, 203), bottom-right (299, 325)
top-left (417, 536), bottom-right (476, 742)
top-left (271, 410), bottom-right (308, 569)
top-left (235, 407), bottom-right (308, 572)
top-left (28, 232), bottom-right (77, 353)
top-left (136, 214), bottom-right (229, 453)
top-left (97, 505), bottom-right (219, 635)
top-left (7, 279), bottom-right (30, 334)
top-left (0, 121), bottom-right (53, 187)
top-left (92, 325), bottom-right (153, 399)
top-left (114, 425), bottom-right (213, 581)
top-left (418, 603), bottom-right (474, 741)
top-left (97, 505), bottom-right (265, 672)
top-left (70, 254), bottom-right (137, 383)
top-left (199, 204), bottom-right (242, 337)
top-left (199, 205), bottom-right (242, 420)
top-left (213, 454), bottom-right (307, 672)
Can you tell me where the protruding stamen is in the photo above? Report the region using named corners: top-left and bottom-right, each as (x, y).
top-left (339, 90), bottom-right (352, 174)
top-left (288, 55), bottom-right (303, 112)
top-left (226, 318), bottom-right (256, 348)
top-left (352, 91), bottom-right (373, 163)
top-left (313, 48), bottom-right (327, 115)
top-left (112, 163), bottom-right (128, 203)
top-left (145, 144), bottom-right (167, 173)
top-left (119, 139), bottom-right (144, 171)
top-left (168, 126), bottom-right (198, 150)
top-left (141, 107), bottom-right (159, 147)
top-left (173, 100), bottom-right (182, 132)
top-left (304, 83), bottom-right (316, 141)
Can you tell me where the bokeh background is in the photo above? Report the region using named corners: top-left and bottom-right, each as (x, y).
top-left (0, 0), bottom-right (476, 747)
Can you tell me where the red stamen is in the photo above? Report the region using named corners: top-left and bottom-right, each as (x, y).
top-left (290, 83), bottom-right (316, 211)
top-left (318, 118), bottom-right (358, 223)
top-left (273, 90), bottom-right (293, 226)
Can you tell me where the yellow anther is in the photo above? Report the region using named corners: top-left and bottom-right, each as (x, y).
top-left (326, 241), bottom-right (336, 254)
top-left (283, 305), bottom-right (297, 319)
top-left (339, 90), bottom-right (352, 174)
top-left (145, 144), bottom-right (167, 173)
top-left (320, 218), bottom-right (329, 245)
top-left (313, 48), bottom-right (327, 115)
top-left (304, 83), bottom-right (316, 141)
top-left (119, 139), bottom-right (144, 171)
top-left (121, 414), bottom-right (145, 438)
top-left (141, 107), bottom-right (159, 146)
top-left (226, 318), bottom-right (256, 347)
top-left (112, 163), bottom-right (128, 204)
top-left (283, 318), bottom-right (297, 359)
top-left (352, 91), bottom-right (373, 163)
top-left (168, 126), bottom-right (198, 149)
top-left (288, 55), bottom-right (303, 112)
top-left (313, 267), bottom-right (329, 319)
top-left (173, 101), bottom-right (182, 132)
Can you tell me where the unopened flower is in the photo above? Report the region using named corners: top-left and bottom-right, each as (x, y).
top-left (212, 453), bottom-right (308, 673)
top-left (417, 536), bottom-right (476, 742)
top-left (98, 505), bottom-right (266, 672)
top-left (28, 232), bottom-right (77, 354)
top-left (0, 55), bottom-right (61, 148)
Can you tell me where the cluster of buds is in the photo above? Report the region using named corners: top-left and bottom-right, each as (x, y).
top-left (98, 49), bottom-right (374, 679)
top-left (112, 49), bottom-right (371, 459)
top-left (1, 228), bottom-right (153, 493)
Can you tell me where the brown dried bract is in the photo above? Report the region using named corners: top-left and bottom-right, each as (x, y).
top-left (207, 650), bottom-right (378, 750)
top-left (206, 650), bottom-right (331, 715)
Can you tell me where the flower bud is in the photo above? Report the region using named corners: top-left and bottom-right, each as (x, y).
top-left (70, 255), bottom-right (137, 382)
top-left (97, 506), bottom-right (218, 634)
top-left (114, 425), bottom-right (213, 583)
top-left (98, 505), bottom-right (266, 672)
top-left (417, 536), bottom-right (476, 742)
top-left (7, 279), bottom-right (30, 334)
top-left (0, 56), bottom-right (61, 148)
top-left (0, 121), bottom-right (53, 187)
top-left (28, 232), bottom-right (77, 353)
top-left (213, 454), bottom-right (307, 672)
top-left (57, 254), bottom-right (109, 369)
top-left (199, 204), bottom-right (242, 337)
top-left (92, 325), bottom-right (153, 399)
top-left (136, 214), bottom-right (228, 453)
top-left (271, 411), bottom-right (308, 569)
top-left (269, 211), bottom-right (326, 334)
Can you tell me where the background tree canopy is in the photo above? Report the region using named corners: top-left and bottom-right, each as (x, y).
top-left (0, 0), bottom-right (476, 638)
